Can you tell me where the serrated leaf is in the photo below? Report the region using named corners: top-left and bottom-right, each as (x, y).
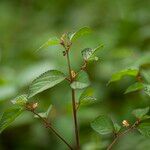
top-left (132, 107), bottom-right (149, 119)
top-left (0, 108), bottom-right (23, 133)
top-left (70, 27), bottom-right (91, 41)
top-left (28, 70), bottom-right (66, 98)
top-left (11, 94), bottom-right (28, 105)
top-left (91, 115), bottom-right (114, 135)
top-left (144, 84), bottom-right (150, 97)
top-left (125, 82), bottom-right (144, 94)
top-left (113, 123), bottom-right (121, 133)
top-left (81, 44), bottom-right (103, 61)
top-left (70, 71), bottom-right (90, 89)
top-left (79, 87), bottom-right (97, 106)
top-left (141, 70), bottom-right (150, 84)
top-left (35, 104), bottom-right (52, 118)
top-left (137, 123), bottom-right (150, 138)
top-left (36, 37), bottom-right (60, 52)
top-left (108, 68), bottom-right (139, 84)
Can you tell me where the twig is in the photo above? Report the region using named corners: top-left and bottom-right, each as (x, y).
top-left (29, 110), bottom-right (73, 150)
top-left (107, 121), bottom-right (139, 150)
top-left (66, 49), bottom-right (80, 150)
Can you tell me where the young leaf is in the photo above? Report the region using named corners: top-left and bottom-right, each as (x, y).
top-left (144, 84), bottom-right (150, 97)
top-left (0, 108), bottom-right (23, 133)
top-left (124, 82), bottom-right (144, 94)
top-left (108, 68), bottom-right (139, 84)
top-left (70, 71), bottom-right (90, 89)
top-left (113, 123), bottom-right (121, 133)
top-left (70, 27), bottom-right (91, 42)
top-left (132, 107), bottom-right (149, 119)
top-left (35, 104), bottom-right (52, 118)
top-left (11, 94), bottom-right (28, 105)
top-left (91, 115), bottom-right (114, 135)
top-left (36, 37), bottom-right (60, 52)
top-left (79, 87), bottom-right (97, 106)
top-left (81, 44), bottom-right (103, 61)
top-left (137, 123), bottom-right (150, 138)
top-left (28, 70), bottom-right (66, 98)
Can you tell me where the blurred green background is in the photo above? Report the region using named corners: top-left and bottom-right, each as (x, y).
top-left (0, 0), bottom-right (150, 149)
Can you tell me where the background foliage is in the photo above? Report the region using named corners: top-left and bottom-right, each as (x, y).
top-left (0, 0), bottom-right (149, 149)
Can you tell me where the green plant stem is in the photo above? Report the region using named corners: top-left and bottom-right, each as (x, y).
top-left (107, 122), bottom-right (138, 150)
top-left (66, 51), bottom-right (80, 150)
top-left (30, 110), bottom-right (73, 150)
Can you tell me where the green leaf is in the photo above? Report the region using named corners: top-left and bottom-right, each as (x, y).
top-left (70, 71), bottom-right (90, 89)
top-left (137, 123), bottom-right (150, 138)
top-left (79, 87), bottom-right (97, 106)
top-left (36, 37), bottom-right (60, 52)
top-left (28, 70), bottom-right (66, 98)
top-left (113, 123), bottom-right (121, 133)
top-left (35, 104), bottom-right (52, 118)
top-left (70, 27), bottom-right (91, 42)
top-left (141, 115), bottom-right (150, 121)
top-left (144, 84), bottom-right (150, 97)
top-left (141, 70), bottom-right (150, 84)
top-left (108, 68), bottom-right (139, 84)
top-left (91, 115), bottom-right (114, 135)
top-left (132, 107), bottom-right (149, 119)
top-left (81, 44), bottom-right (103, 61)
top-left (125, 82), bottom-right (144, 94)
top-left (0, 108), bottom-right (23, 133)
top-left (11, 94), bottom-right (28, 105)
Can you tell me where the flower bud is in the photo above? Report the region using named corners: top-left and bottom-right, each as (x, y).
top-left (32, 102), bottom-right (38, 109)
top-left (122, 120), bottom-right (130, 127)
top-left (71, 70), bottom-right (76, 78)
top-left (26, 102), bottom-right (38, 111)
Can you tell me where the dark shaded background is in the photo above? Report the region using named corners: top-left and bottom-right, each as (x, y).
top-left (0, 0), bottom-right (150, 149)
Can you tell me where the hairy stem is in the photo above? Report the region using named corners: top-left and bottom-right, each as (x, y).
top-left (66, 51), bottom-right (80, 150)
top-left (30, 110), bottom-right (73, 150)
top-left (107, 121), bottom-right (138, 150)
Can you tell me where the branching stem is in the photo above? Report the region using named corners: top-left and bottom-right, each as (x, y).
top-left (29, 110), bottom-right (73, 150)
top-left (107, 121), bottom-right (139, 150)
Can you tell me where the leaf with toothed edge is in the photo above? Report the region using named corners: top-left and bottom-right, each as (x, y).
top-left (91, 115), bottom-right (114, 135)
top-left (81, 44), bottom-right (103, 61)
top-left (0, 108), bottom-right (23, 133)
top-left (11, 94), bottom-right (28, 105)
top-left (79, 87), bottom-right (97, 106)
top-left (28, 70), bottom-right (66, 98)
top-left (144, 84), bottom-right (150, 97)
